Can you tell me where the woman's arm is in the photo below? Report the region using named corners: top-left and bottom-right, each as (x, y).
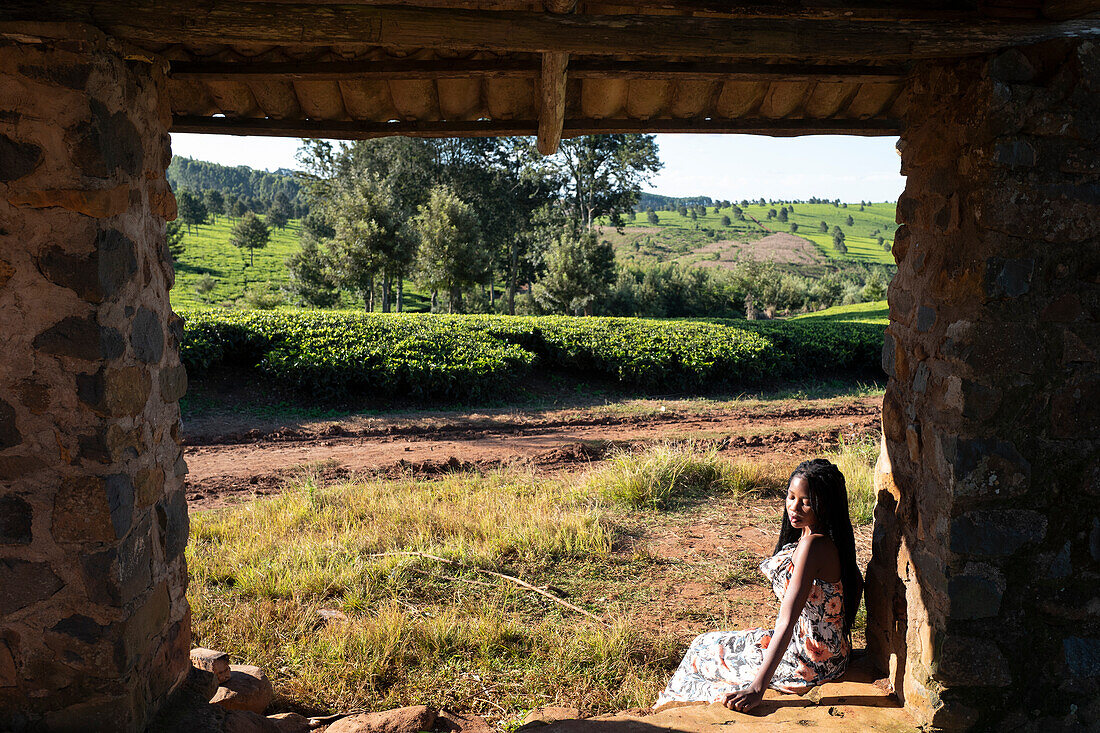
top-left (722, 536), bottom-right (823, 712)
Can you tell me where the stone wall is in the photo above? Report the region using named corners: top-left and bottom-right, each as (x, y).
top-left (866, 39), bottom-right (1100, 729)
top-left (0, 27), bottom-right (189, 732)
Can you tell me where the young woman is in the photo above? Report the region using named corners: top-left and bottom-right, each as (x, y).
top-left (655, 458), bottom-right (864, 713)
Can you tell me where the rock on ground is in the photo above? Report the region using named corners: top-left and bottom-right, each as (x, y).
top-left (191, 647), bottom-right (232, 684)
top-left (520, 707), bottom-right (582, 727)
top-left (211, 664), bottom-right (274, 714)
top-left (325, 705), bottom-right (437, 733)
top-left (435, 710), bottom-right (493, 733)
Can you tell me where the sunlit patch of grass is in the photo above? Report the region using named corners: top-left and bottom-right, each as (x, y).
top-left (826, 435), bottom-right (879, 526)
top-left (588, 444), bottom-right (787, 511)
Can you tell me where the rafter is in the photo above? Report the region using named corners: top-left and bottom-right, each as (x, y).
top-left (168, 58), bottom-right (908, 83)
top-left (170, 114), bottom-right (902, 138)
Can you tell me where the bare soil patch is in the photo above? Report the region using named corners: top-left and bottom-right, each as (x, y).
top-left (687, 233), bottom-right (826, 269)
top-left (183, 396), bottom-right (880, 510)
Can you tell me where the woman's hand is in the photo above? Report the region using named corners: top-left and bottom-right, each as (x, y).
top-left (722, 685), bottom-right (764, 713)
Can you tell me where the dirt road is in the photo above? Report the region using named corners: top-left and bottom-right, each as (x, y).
top-left (184, 395), bottom-right (881, 509)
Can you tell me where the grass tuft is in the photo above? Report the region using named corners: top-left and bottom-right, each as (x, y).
top-left (589, 443), bottom-right (788, 510)
top-left (828, 435), bottom-right (879, 526)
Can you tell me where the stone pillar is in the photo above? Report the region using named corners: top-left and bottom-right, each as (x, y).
top-left (0, 26), bottom-right (189, 732)
top-left (867, 39), bottom-right (1100, 729)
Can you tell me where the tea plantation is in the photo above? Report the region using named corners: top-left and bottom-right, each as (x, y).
top-left (180, 310), bottom-right (885, 402)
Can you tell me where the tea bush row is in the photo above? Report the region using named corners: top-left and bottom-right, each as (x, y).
top-left (179, 310), bottom-right (883, 401)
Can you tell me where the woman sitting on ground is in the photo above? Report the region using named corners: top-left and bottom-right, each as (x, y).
top-left (656, 458), bottom-right (864, 713)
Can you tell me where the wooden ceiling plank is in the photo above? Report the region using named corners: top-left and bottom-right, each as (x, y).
top-left (171, 114), bottom-right (901, 138)
top-left (169, 58), bottom-right (909, 82)
top-left (10, 2), bottom-right (1100, 60)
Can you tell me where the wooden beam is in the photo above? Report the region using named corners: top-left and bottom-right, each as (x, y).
top-left (7, 2), bottom-right (1100, 60)
top-left (1043, 0), bottom-right (1100, 19)
top-left (168, 58), bottom-right (908, 83)
top-left (169, 58), bottom-right (539, 81)
top-left (171, 114), bottom-right (901, 139)
top-left (203, 0), bottom-right (987, 22)
top-left (537, 53), bottom-right (569, 155)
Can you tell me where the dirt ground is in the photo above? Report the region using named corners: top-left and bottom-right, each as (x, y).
top-left (183, 394), bottom-right (881, 510)
top-left (686, 233), bottom-right (827, 268)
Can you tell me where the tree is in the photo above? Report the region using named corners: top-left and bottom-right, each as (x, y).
top-left (767, 208), bottom-right (777, 220)
top-left (647, 209), bottom-right (659, 225)
top-left (720, 215), bottom-right (731, 227)
top-left (846, 214), bottom-right (854, 226)
top-left (778, 208), bottom-right (788, 223)
top-left (833, 228), bottom-right (847, 254)
top-left (230, 198), bottom-right (248, 219)
top-left (166, 219), bottom-right (185, 261)
top-left (230, 212), bottom-right (270, 267)
top-left (879, 235), bottom-right (890, 251)
top-left (203, 189), bottom-right (224, 223)
top-left (677, 205), bottom-right (688, 218)
top-left (689, 208), bottom-right (698, 221)
top-left (789, 222), bottom-right (799, 233)
top-left (554, 135), bottom-right (662, 230)
top-left (533, 229), bottom-right (616, 315)
top-left (266, 199), bottom-right (290, 230)
top-left (176, 190), bottom-right (208, 234)
top-left (413, 185), bottom-right (486, 313)
top-left (285, 237), bottom-right (340, 307)
top-left (328, 174), bottom-right (410, 311)
top-left (819, 220), bottom-right (828, 233)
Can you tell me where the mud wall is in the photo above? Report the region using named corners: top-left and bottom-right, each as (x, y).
top-left (0, 27), bottom-right (189, 731)
top-left (866, 39), bottom-right (1100, 729)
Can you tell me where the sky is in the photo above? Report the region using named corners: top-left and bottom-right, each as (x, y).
top-left (170, 132), bottom-right (906, 203)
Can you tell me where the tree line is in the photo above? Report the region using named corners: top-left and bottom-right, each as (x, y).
top-left (286, 135), bottom-right (661, 315)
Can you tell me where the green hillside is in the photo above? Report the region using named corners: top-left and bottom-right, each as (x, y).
top-left (170, 216), bottom-right (303, 309)
top-left (609, 201), bottom-right (897, 267)
top-left (169, 215), bottom-right (436, 311)
top-left (791, 300), bottom-right (889, 325)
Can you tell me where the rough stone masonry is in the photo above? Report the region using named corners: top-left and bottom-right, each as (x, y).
top-left (0, 26), bottom-right (190, 732)
top-left (866, 39), bottom-right (1100, 730)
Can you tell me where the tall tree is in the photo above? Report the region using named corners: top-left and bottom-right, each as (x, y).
top-left (327, 174), bottom-right (408, 311)
top-left (176, 190), bottom-right (208, 234)
top-left (533, 230), bottom-right (616, 316)
top-left (203, 189), bottom-right (224, 223)
top-left (230, 212), bottom-right (270, 267)
top-left (553, 135), bottom-right (662, 230)
top-left (285, 237), bottom-right (340, 307)
top-left (413, 185), bottom-right (485, 313)
top-left (266, 199), bottom-right (290, 230)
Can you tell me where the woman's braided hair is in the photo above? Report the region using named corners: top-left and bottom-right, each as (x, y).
top-left (772, 458), bottom-right (864, 636)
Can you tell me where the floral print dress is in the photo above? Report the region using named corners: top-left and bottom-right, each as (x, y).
top-left (655, 542), bottom-right (850, 706)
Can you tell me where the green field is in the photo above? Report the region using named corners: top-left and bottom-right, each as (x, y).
top-left (791, 300), bottom-right (889, 325)
top-left (611, 201), bottom-right (897, 266)
top-left (170, 215), bottom-right (303, 309)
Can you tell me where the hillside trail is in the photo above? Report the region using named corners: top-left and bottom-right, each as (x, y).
top-left (182, 395), bottom-right (881, 510)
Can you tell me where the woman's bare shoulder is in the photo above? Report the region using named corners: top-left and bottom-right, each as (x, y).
top-left (794, 533), bottom-right (838, 563)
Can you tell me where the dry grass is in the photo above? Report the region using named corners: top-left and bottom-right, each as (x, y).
top-left (187, 441), bottom-right (880, 720)
top-left (188, 468), bottom-right (678, 719)
top-left (589, 443), bottom-right (789, 510)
